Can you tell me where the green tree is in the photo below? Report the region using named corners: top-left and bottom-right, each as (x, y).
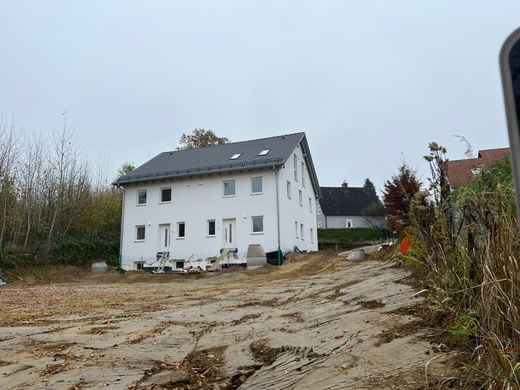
top-left (363, 178), bottom-right (376, 196)
top-left (118, 162), bottom-right (135, 177)
top-left (177, 129), bottom-right (230, 150)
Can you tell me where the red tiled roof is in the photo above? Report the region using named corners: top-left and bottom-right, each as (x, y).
top-left (446, 148), bottom-right (509, 189)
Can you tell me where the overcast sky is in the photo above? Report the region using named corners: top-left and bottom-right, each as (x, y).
top-left (1, 1), bottom-right (519, 193)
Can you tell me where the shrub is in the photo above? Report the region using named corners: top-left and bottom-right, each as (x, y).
top-left (408, 151), bottom-right (520, 387)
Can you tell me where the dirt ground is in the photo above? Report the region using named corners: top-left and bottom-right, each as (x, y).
top-left (0, 251), bottom-right (458, 389)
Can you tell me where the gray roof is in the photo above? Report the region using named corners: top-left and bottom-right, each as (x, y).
top-left (114, 132), bottom-right (321, 196)
top-left (319, 186), bottom-right (384, 216)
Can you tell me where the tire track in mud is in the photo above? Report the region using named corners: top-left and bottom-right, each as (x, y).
top-left (0, 254), bottom-right (452, 389)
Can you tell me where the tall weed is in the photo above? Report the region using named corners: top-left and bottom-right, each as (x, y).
top-left (409, 155), bottom-right (520, 388)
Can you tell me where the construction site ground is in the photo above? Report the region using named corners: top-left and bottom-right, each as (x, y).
top-left (0, 251), bottom-right (457, 389)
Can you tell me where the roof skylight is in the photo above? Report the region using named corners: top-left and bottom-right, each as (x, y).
top-left (230, 153), bottom-right (242, 160)
top-left (258, 149), bottom-right (270, 156)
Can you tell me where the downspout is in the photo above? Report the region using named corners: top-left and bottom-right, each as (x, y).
top-left (118, 186), bottom-right (125, 274)
top-left (274, 166), bottom-right (282, 265)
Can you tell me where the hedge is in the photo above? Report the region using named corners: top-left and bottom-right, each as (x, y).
top-left (318, 227), bottom-right (392, 249)
top-left (0, 236), bottom-right (119, 271)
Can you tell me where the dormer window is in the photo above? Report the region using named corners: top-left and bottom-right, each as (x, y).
top-left (230, 153), bottom-right (242, 160)
top-left (258, 149), bottom-right (270, 156)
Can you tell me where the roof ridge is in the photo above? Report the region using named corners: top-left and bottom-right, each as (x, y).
top-left (478, 147), bottom-right (509, 152)
top-left (163, 131), bottom-right (305, 154)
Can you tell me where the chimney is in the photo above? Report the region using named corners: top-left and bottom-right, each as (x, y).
top-left (342, 180), bottom-right (348, 188)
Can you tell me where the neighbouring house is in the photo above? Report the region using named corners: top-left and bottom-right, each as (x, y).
top-left (113, 132), bottom-right (321, 271)
top-left (446, 147), bottom-right (509, 189)
top-left (317, 183), bottom-right (386, 228)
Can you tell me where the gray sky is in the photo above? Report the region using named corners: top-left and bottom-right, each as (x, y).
top-left (1, 1), bottom-right (519, 193)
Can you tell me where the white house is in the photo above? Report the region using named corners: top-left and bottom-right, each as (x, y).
top-left (113, 132), bottom-right (321, 271)
top-left (317, 184), bottom-right (386, 229)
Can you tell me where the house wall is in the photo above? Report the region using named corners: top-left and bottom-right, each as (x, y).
top-left (319, 215), bottom-right (387, 229)
top-left (120, 149), bottom-right (319, 270)
top-left (121, 168), bottom-right (279, 269)
top-left (276, 143), bottom-right (319, 252)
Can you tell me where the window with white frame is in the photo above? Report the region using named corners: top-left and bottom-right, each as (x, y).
top-left (346, 219), bottom-right (353, 228)
top-left (135, 225), bottom-right (145, 241)
top-left (258, 149), bottom-right (270, 156)
top-left (230, 153), bottom-right (242, 160)
top-left (223, 180), bottom-right (236, 196)
top-left (287, 181), bottom-right (291, 199)
top-left (207, 220), bottom-right (215, 236)
top-left (293, 154), bottom-right (298, 181)
top-left (300, 223), bottom-right (304, 240)
top-left (295, 221), bottom-right (298, 239)
top-left (160, 187), bottom-right (172, 203)
top-left (252, 216), bottom-right (264, 233)
top-left (299, 190), bottom-right (303, 206)
top-left (301, 162), bottom-right (305, 187)
top-left (310, 228), bottom-right (314, 243)
top-left (137, 190), bottom-right (147, 205)
top-left (177, 222), bottom-right (186, 238)
top-left (251, 177), bottom-right (262, 194)
top-left (308, 198), bottom-right (312, 213)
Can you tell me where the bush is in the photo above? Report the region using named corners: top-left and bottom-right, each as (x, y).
top-left (0, 236), bottom-right (119, 273)
top-left (409, 154), bottom-right (520, 387)
top-left (46, 237), bottom-right (119, 266)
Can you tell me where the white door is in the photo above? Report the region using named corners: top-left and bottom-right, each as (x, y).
top-left (158, 224), bottom-right (170, 252)
top-left (222, 219), bottom-right (236, 247)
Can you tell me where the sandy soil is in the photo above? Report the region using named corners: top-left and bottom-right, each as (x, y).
top-left (0, 252), bottom-right (454, 389)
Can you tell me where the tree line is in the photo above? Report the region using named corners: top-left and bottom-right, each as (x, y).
top-left (0, 122), bottom-right (122, 255)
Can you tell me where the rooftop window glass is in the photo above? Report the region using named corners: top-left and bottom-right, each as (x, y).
top-left (230, 153), bottom-right (242, 160)
top-left (258, 149), bottom-right (270, 156)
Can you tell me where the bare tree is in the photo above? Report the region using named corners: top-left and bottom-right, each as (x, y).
top-left (0, 121), bottom-right (20, 252)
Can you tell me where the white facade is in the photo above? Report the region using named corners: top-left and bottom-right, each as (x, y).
top-left (120, 146), bottom-right (318, 270)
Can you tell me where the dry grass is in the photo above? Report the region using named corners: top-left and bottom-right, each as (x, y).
top-left (408, 159), bottom-right (520, 388)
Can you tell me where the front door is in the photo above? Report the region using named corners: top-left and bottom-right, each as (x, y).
top-left (158, 224), bottom-right (170, 253)
top-left (222, 219), bottom-right (236, 247)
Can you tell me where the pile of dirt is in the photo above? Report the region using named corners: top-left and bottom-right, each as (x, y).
top-left (249, 339), bottom-right (283, 366)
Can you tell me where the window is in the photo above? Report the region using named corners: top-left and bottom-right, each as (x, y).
top-left (295, 221), bottom-right (298, 239)
top-left (251, 177), bottom-right (262, 194)
top-left (300, 224), bottom-right (304, 240)
top-left (230, 153), bottom-right (242, 160)
top-left (252, 216), bottom-right (263, 233)
top-left (136, 225), bottom-right (145, 241)
top-left (208, 220), bottom-right (215, 236)
top-left (318, 220), bottom-right (322, 228)
top-left (293, 154), bottom-right (298, 181)
top-left (137, 190), bottom-right (147, 205)
top-left (317, 205), bottom-right (321, 215)
top-left (310, 228), bottom-right (314, 244)
top-left (346, 219), bottom-right (353, 228)
top-left (160, 187), bottom-right (172, 203)
top-left (309, 198), bottom-right (312, 213)
top-left (299, 190), bottom-right (303, 206)
top-left (258, 149), bottom-right (270, 156)
top-left (223, 180), bottom-right (236, 196)
top-left (177, 222), bottom-right (185, 238)
top-left (287, 181), bottom-right (291, 199)
top-left (301, 162), bottom-right (305, 187)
